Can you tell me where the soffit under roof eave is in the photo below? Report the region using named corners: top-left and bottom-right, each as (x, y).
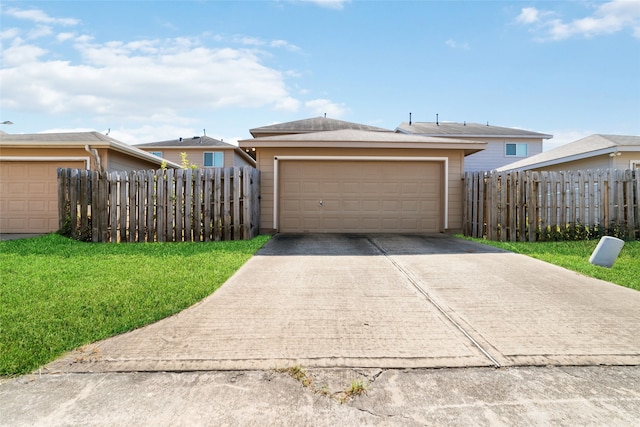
top-left (464, 148), bottom-right (486, 156)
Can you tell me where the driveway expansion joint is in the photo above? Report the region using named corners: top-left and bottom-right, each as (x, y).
top-left (365, 236), bottom-right (503, 369)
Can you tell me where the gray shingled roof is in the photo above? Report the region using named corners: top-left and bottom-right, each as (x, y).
top-left (0, 131), bottom-right (181, 168)
top-left (0, 131), bottom-right (122, 143)
top-left (496, 134), bottom-right (640, 171)
top-left (135, 135), bottom-right (235, 148)
top-left (397, 122), bottom-right (552, 139)
top-left (249, 116), bottom-right (391, 137)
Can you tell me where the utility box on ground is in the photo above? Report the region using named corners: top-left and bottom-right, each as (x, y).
top-left (589, 236), bottom-right (624, 268)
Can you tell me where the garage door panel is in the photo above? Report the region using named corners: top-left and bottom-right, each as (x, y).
top-left (341, 182), bottom-right (360, 194)
top-left (302, 182), bottom-right (321, 193)
top-left (362, 200), bottom-right (380, 212)
top-left (402, 200), bottom-right (419, 211)
top-left (343, 200), bottom-right (360, 211)
top-left (360, 183), bottom-right (380, 194)
top-left (279, 160), bottom-right (442, 233)
top-left (322, 182), bottom-right (340, 193)
top-left (0, 160), bottom-right (85, 233)
top-left (322, 200), bottom-right (340, 212)
top-left (282, 181), bottom-right (301, 193)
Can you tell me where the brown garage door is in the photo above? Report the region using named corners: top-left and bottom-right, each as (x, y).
top-left (279, 160), bottom-right (442, 233)
top-left (0, 161), bottom-right (85, 233)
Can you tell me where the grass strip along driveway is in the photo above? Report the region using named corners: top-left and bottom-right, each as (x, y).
top-left (0, 234), bottom-right (270, 376)
top-left (461, 237), bottom-right (640, 291)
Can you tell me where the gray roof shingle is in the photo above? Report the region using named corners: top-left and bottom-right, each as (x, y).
top-left (135, 136), bottom-right (235, 148)
top-left (397, 122), bottom-right (552, 139)
top-left (249, 117), bottom-right (391, 137)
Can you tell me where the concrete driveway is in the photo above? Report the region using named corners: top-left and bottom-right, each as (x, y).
top-left (46, 233), bottom-right (640, 373)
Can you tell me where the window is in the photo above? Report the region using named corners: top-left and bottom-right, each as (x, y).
top-left (204, 151), bottom-right (224, 167)
top-left (505, 143), bottom-right (528, 157)
top-left (150, 151), bottom-right (163, 157)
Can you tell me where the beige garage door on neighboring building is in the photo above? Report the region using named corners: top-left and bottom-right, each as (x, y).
top-left (278, 160), bottom-right (443, 233)
top-left (0, 160), bottom-right (85, 233)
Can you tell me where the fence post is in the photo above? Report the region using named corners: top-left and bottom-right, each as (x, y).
top-left (223, 168), bottom-right (231, 240)
top-left (233, 167), bottom-right (241, 240)
top-left (242, 166), bottom-right (251, 240)
top-left (57, 168), bottom-right (68, 232)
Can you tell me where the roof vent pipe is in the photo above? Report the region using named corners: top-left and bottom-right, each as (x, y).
top-left (436, 113), bottom-right (439, 126)
top-left (409, 112), bottom-right (412, 126)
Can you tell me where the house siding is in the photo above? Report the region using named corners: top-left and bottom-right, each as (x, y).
top-left (463, 138), bottom-right (543, 172)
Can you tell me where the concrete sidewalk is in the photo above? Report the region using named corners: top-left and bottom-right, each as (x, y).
top-left (2, 366), bottom-right (640, 426)
top-left (46, 233), bottom-right (640, 373)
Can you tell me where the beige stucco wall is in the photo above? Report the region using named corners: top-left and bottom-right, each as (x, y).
top-left (255, 147), bottom-right (465, 233)
top-left (105, 149), bottom-right (163, 171)
top-left (0, 146), bottom-right (165, 171)
top-left (138, 147), bottom-right (250, 169)
top-left (0, 147), bottom-right (96, 169)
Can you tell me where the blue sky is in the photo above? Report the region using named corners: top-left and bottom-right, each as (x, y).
top-left (1, 0), bottom-right (639, 150)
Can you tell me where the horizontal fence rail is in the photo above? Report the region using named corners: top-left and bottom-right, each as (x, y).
top-left (463, 168), bottom-right (639, 242)
top-left (58, 167), bottom-right (260, 243)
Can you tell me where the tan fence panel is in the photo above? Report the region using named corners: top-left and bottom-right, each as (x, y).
top-left (58, 166), bottom-right (260, 242)
top-left (463, 168), bottom-right (639, 241)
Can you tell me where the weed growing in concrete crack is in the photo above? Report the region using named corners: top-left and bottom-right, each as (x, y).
top-left (277, 365), bottom-right (313, 388)
top-left (344, 380), bottom-right (367, 399)
top-left (275, 366), bottom-right (369, 404)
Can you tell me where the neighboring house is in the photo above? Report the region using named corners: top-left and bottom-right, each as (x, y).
top-left (0, 131), bottom-right (180, 234)
top-left (396, 121), bottom-right (552, 172)
top-left (496, 134), bottom-right (640, 173)
top-left (136, 135), bottom-right (256, 169)
top-left (240, 117), bottom-right (486, 234)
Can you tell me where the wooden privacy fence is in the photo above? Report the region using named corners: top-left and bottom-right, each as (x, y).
top-left (463, 168), bottom-right (640, 242)
top-left (58, 167), bottom-right (260, 242)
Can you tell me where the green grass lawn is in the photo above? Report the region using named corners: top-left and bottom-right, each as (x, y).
top-left (0, 233), bottom-right (270, 376)
top-left (460, 236), bottom-right (639, 291)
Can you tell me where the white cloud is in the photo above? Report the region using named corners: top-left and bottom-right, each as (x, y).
top-left (274, 97), bottom-right (301, 111)
top-left (270, 39), bottom-right (301, 51)
top-left (445, 39), bottom-right (469, 50)
top-left (1, 33), bottom-right (300, 123)
top-left (302, 0), bottom-right (350, 10)
top-left (4, 7), bottom-right (79, 26)
top-left (305, 99), bottom-right (349, 117)
top-left (516, 7), bottom-right (541, 25)
top-left (1, 39), bottom-right (48, 66)
top-left (517, 1), bottom-right (640, 40)
top-left (28, 25), bottom-right (53, 40)
top-left (56, 32), bottom-right (76, 42)
top-left (0, 28), bottom-right (20, 40)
